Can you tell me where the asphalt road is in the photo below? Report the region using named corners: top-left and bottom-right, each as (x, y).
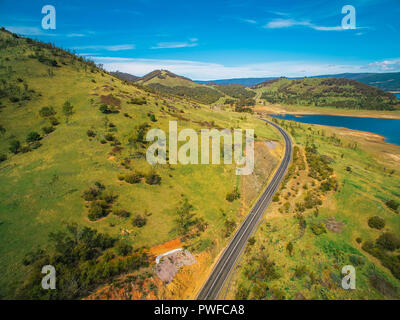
top-left (196, 118), bottom-right (293, 300)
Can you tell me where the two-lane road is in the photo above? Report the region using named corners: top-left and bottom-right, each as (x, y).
top-left (197, 118), bottom-right (292, 300)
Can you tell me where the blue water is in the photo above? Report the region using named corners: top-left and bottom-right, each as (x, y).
top-left (395, 93), bottom-right (400, 99)
top-left (270, 114), bottom-right (400, 146)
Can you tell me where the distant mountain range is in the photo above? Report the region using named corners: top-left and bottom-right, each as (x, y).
top-left (110, 71), bottom-right (140, 82)
top-left (110, 69), bottom-right (399, 109)
top-left (113, 70), bottom-right (400, 92)
top-left (195, 72), bottom-right (400, 91)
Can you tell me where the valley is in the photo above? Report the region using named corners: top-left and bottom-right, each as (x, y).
top-left (0, 27), bottom-right (400, 301)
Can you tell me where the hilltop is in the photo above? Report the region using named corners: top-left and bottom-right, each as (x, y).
top-left (135, 69), bottom-right (225, 104)
top-left (110, 71), bottom-right (140, 82)
top-left (254, 77), bottom-right (399, 110)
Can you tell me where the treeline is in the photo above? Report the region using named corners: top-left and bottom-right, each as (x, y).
top-left (147, 83), bottom-right (223, 104)
top-left (214, 84), bottom-right (256, 99)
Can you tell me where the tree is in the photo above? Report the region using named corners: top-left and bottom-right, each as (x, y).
top-left (286, 241), bottom-right (294, 256)
top-left (26, 131), bottom-right (41, 143)
top-left (9, 140), bottom-right (21, 154)
top-left (368, 216), bottom-right (385, 230)
top-left (63, 101), bottom-right (74, 123)
top-left (39, 106), bottom-right (56, 118)
top-left (115, 241), bottom-right (132, 256)
top-left (132, 214), bottom-right (147, 227)
top-left (145, 171), bottom-right (161, 185)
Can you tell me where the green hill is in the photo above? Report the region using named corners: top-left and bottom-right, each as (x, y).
top-left (312, 72), bottom-right (400, 92)
top-left (0, 28), bottom-right (281, 299)
top-left (136, 69), bottom-right (225, 104)
top-left (196, 72), bottom-right (400, 92)
top-left (255, 77), bottom-right (399, 110)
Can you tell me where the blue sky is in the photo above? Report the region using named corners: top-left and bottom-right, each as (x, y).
top-left (1, 0), bottom-right (400, 80)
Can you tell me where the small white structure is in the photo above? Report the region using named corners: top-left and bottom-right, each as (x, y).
top-left (155, 248), bottom-right (183, 264)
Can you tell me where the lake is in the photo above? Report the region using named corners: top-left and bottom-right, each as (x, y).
top-left (394, 93), bottom-right (400, 99)
top-left (270, 114), bottom-right (400, 146)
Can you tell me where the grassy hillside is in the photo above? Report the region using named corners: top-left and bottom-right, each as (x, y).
top-left (136, 70), bottom-right (226, 104)
top-left (313, 72), bottom-right (400, 92)
top-left (0, 29), bottom-right (282, 299)
top-left (228, 117), bottom-right (400, 300)
top-left (255, 77), bottom-right (399, 111)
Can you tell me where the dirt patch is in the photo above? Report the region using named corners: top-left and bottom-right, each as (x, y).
top-left (264, 141), bottom-right (277, 150)
top-left (325, 217), bottom-right (345, 233)
top-left (369, 273), bottom-right (398, 299)
top-left (155, 250), bottom-right (196, 283)
top-left (241, 141), bottom-right (278, 209)
top-left (100, 94), bottom-right (121, 106)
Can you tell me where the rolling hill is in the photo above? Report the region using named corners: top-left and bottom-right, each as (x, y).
top-left (135, 69), bottom-right (225, 104)
top-left (195, 72), bottom-right (400, 92)
top-left (0, 28), bottom-right (281, 299)
top-left (254, 77), bottom-right (399, 110)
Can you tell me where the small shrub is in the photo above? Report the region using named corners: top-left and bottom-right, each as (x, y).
top-left (42, 126), bottom-right (55, 134)
top-left (226, 188), bottom-right (240, 202)
top-left (124, 171), bottom-right (143, 184)
top-left (286, 241), bottom-right (294, 256)
top-left (376, 232), bottom-right (400, 251)
top-left (88, 202), bottom-right (108, 221)
top-left (385, 200), bottom-right (399, 212)
top-left (356, 237), bottom-right (362, 244)
top-left (20, 145), bottom-right (31, 153)
top-left (87, 129), bottom-right (96, 137)
top-left (132, 214), bottom-right (147, 227)
top-left (0, 154), bottom-right (7, 162)
top-left (149, 114), bottom-right (157, 122)
top-left (26, 131), bottom-right (41, 143)
top-left (113, 209), bottom-right (130, 218)
top-left (99, 190), bottom-right (117, 204)
top-left (349, 254), bottom-right (365, 266)
top-left (115, 241), bottom-right (132, 256)
top-left (294, 265), bottom-right (308, 278)
top-left (310, 222), bottom-right (327, 235)
top-left (368, 216), bottom-right (385, 230)
top-left (82, 186), bottom-right (101, 201)
top-left (39, 106), bottom-right (56, 118)
top-left (9, 140), bottom-right (21, 154)
top-left (49, 117), bottom-right (60, 126)
top-left (104, 133), bottom-right (115, 141)
top-left (145, 172), bottom-right (161, 185)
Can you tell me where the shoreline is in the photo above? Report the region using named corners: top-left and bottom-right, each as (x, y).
top-left (263, 113), bottom-right (400, 148)
top-left (254, 104), bottom-right (400, 119)
top-left (266, 109), bottom-right (400, 119)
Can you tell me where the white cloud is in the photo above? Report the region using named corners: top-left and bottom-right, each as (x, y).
top-left (151, 39), bottom-right (198, 49)
top-left (67, 33), bottom-right (85, 37)
top-left (264, 19), bottom-right (344, 31)
top-left (241, 19), bottom-right (257, 24)
top-left (72, 44), bottom-right (135, 51)
top-left (90, 57), bottom-right (377, 80)
top-left (368, 58), bottom-right (400, 71)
